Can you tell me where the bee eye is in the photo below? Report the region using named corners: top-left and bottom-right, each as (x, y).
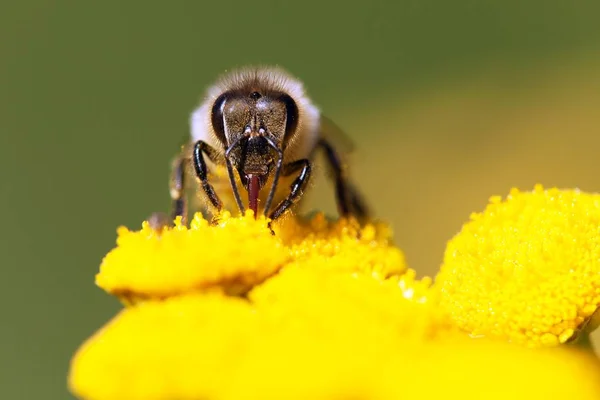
top-left (250, 91), bottom-right (262, 100)
top-left (210, 92), bottom-right (229, 145)
top-left (279, 94), bottom-right (299, 148)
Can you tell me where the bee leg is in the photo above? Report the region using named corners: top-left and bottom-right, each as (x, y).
top-left (193, 140), bottom-right (223, 212)
top-left (268, 159), bottom-right (312, 222)
top-left (317, 138), bottom-right (368, 219)
top-left (347, 182), bottom-right (369, 218)
top-left (169, 155), bottom-right (187, 222)
top-left (147, 154), bottom-right (188, 230)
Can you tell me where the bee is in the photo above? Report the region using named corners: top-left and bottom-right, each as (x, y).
top-left (152, 66), bottom-right (367, 227)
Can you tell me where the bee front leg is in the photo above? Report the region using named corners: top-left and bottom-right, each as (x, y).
top-left (268, 159), bottom-right (312, 221)
top-left (193, 140), bottom-right (223, 212)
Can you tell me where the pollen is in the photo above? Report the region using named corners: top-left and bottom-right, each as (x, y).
top-left (435, 184), bottom-right (600, 346)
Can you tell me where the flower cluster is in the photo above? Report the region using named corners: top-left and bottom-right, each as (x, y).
top-left (436, 185), bottom-right (600, 346)
top-left (69, 185), bottom-right (600, 400)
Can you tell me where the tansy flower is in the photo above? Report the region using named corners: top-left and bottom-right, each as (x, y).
top-left (69, 186), bottom-right (600, 400)
top-left (276, 212), bottom-right (407, 279)
top-left (96, 211), bottom-right (408, 304)
top-left (69, 292), bottom-right (600, 400)
top-left (435, 184), bottom-right (600, 346)
top-left (96, 212), bottom-right (289, 302)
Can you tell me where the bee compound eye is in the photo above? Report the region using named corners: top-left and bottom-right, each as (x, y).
top-left (279, 93), bottom-right (299, 146)
top-left (210, 92), bottom-right (229, 145)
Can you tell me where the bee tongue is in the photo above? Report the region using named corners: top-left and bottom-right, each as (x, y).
top-left (247, 174), bottom-right (260, 218)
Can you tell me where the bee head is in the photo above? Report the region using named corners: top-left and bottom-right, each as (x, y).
top-left (189, 66), bottom-right (321, 217)
top-left (211, 89), bottom-right (298, 191)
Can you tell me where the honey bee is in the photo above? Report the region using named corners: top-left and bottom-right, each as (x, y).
top-left (152, 66), bottom-right (367, 227)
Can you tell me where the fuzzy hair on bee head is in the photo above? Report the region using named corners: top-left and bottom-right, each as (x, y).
top-left (190, 66), bottom-right (320, 160)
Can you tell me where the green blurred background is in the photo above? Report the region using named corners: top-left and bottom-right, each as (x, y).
top-left (1, 1), bottom-right (600, 398)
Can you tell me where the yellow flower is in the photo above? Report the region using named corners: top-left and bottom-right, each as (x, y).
top-left (436, 184), bottom-right (600, 346)
top-left (96, 212), bottom-right (289, 302)
top-left (276, 212), bottom-right (407, 278)
top-left (69, 294), bottom-right (256, 400)
top-left (249, 266), bottom-right (442, 339)
top-left (70, 185), bottom-right (600, 400)
top-left (69, 292), bottom-right (600, 400)
top-left (96, 211), bottom-right (408, 304)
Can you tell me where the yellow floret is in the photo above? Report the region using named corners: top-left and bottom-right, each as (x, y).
top-left (96, 211), bottom-right (407, 304)
top-left (277, 212), bottom-right (407, 278)
top-left (96, 211), bottom-right (288, 301)
top-left (68, 294), bottom-right (257, 400)
top-left (250, 266), bottom-right (445, 341)
top-left (69, 293), bottom-right (600, 400)
top-left (436, 184), bottom-right (600, 346)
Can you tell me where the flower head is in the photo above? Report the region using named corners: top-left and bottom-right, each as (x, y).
top-left (96, 211), bottom-right (408, 304)
top-left (276, 212), bottom-right (407, 278)
top-left (96, 212), bottom-right (288, 302)
top-left (436, 185), bottom-right (600, 346)
top-left (69, 294), bottom-right (256, 400)
top-left (70, 185), bottom-right (600, 400)
top-left (69, 292), bottom-right (600, 400)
